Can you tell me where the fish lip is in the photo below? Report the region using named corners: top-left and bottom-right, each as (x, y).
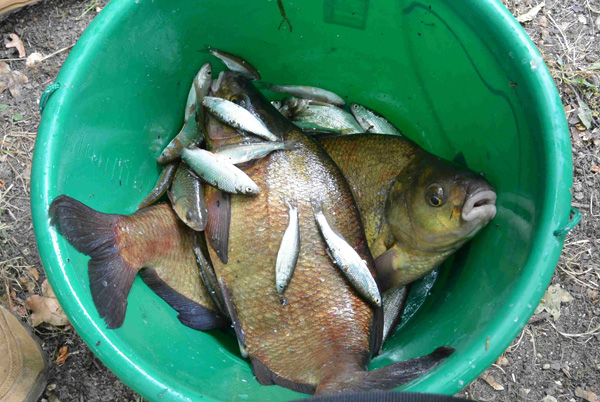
top-left (461, 190), bottom-right (497, 222)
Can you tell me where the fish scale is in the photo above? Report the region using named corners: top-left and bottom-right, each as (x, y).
top-left (209, 129), bottom-right (374, 389)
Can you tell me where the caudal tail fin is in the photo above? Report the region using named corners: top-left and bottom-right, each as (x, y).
top-left (316, 347), bottom-right (454, 395)
top-left (49, 195), bottom-right (137, 329)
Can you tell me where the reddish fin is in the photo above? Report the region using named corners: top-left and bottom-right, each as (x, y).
top-left (316, 347), bottom-right (454, 395)
top-left (251, 357), bottom-right (316, 394)
top-left (206, 189), bottom-right (231, 264)
top-left (49, 195), bottom-right (136, 329)
top-left (140, 269), bottom-right (227, 330)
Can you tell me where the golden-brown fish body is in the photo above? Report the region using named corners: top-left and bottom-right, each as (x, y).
top-left (49, 196), bottom-right (224, 330)
top-left (318, 134), bottom-right (496, 289)
top-left (204, 72), bottom-right (452, 395)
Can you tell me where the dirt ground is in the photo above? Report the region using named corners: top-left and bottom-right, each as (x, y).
top-left (0, 0), bottom-right (598, 401)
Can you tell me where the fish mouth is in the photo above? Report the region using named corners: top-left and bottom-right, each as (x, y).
top-left (461, 190), bottom-right (497, 222)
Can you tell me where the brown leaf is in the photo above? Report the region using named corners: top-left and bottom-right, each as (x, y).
top-left (575, 387), bottom-right (599, 402)
top-left (539, 16), bottom-right (548, 27)
top-left (5, 34), bottom-right (26, 58)
top-left (25, 279), bottom-right (70, 327)
top-left (482, 372), bottom-right (504, 391)
top-left (25, 266), bottom-right (39, 281)
top-left (591, 165), bottom-right (600, 173)
top-left (0, 62), bottom-right (29, 99)
top-left (496, 355), bottom-right (509, 366)
top-left (55, 346), bottom-right (69, 366)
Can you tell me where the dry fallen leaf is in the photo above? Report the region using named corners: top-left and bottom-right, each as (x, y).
top-left (25, 266), bottom-right (40, 281)
top-left (575, 387), bottom-right (599, 402)
top-left (534, 284), bottom-right (574, 321)
top-left (496, 355), bottom-right (509, 366)
top-left (5, 34), bottom-right (26, 58)
top-left (591, 165), bottom-right (600, 173)
top-left (516, 2), bottom-right (545, 23)
top-left (541, 396), bottom-right (558, 402)
top-left (539, 16), bottom-right (548, 27)
top-left (25, 279), bottom-right (70, 327)
top-left (26, 52), bottom-right (44, 68)
top-left (482, 372), bottom-right (504, 391)
top-left (0, 62), bottom-right (29, 98)
top-left (55, 346), bottom-right (69, 366)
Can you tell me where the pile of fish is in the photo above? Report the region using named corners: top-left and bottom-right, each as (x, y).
top-left (49, 49), bottom-right (497, 396)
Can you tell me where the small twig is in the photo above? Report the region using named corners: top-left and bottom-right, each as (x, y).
top-left (548, 320), bottom-right (600, 338)
top-left (277, 0), bottom-right (292, 32)
top-left (41, 44), bottom-right (75, 61)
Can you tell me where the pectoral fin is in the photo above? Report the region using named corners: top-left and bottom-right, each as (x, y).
top-left (206, 188), bottom-right (231, 264)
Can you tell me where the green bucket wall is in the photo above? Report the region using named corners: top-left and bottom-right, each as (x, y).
top-left (32, 0), bottom-right (573, 400)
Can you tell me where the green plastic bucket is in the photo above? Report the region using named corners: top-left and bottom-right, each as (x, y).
top-left (32, 0), bottom-right (574, 400)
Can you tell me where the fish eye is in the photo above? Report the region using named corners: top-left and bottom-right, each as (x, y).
top-left (429, 196), bottom-right (442, 207)
top-left (425, 184), bottom-right (446, 207)
top-left (230, 93), bottom-right (249, 107)
top-left (352, 104), bottom-right (360, 111)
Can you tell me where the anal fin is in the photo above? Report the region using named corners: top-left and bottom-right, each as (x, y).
top-left (140, 269), bottom-right (227, 331)
top-left (251, 357), bottom-right (316, 395)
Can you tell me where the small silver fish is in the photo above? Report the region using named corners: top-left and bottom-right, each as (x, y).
top-left (350, 103), bottom-right (403, 136)
top-left (137, 162), bottom-right (179, 209)
top-left (270, 85), bottom-right (345, 106)
top-left (168, 163), bottom-right (208, 231)
top-left (202, 96), bottom-right (278, 142)
top-left (275, 200), bottom-right (300, 294)
top-left (294, 104), bottom-right (363, 135)
top-left (381, 286), bottom-right (409, 347)
top-left (292, 121), bottom-right (342, 135)
top-left (209, 48), bottom-right (261, 81)
top-left (158, 63), bottom-right (212, 164)
top-left (182, 148), bottom-right (260, 195)
top-left (193, 63), bottom-right (213, 125)
top-left (312, 199), bottom-right (381, 307)
top-left (213, 140), bottom-right (297, 165)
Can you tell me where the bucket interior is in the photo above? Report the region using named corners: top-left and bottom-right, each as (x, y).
top-left (32, 0), bottom-right (572, 400)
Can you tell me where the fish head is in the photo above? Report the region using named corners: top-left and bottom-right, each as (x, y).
top-left (172, 197), bottom-right (205, 231)
top-left (386, 153), bottom-right (496, 254)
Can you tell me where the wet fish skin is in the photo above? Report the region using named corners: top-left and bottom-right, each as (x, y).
top-left (350, 103), bottom-right (403, 136)
top-left (312, 199), bottom-right (381, 308)
top-left (209, 48), bottom-right (261, 81)
top-left (158, 63), bottom-right (212, 164)
top-left (294, 104), bottom-right (363, 135)
top-left (48, 196), bottom-right (223, 330)
top-left (270, 84), bottom-right (345, 106)
top-left (202, 96), bottom-right (278, 142)
top-left (207, 72), bottom-right (452, 395)
top-left (181, 147), bottom-right (260, 195)
top-left (318, 134), bottom-right (496, 290)
top-left (213, 140), bottom-right (298, 165)
top-left (137, 161), bottom-right (179, 209)
top-left (275, 200), bottom-right (300, 294)
top-left (168, 162), bottom-right (208, 231)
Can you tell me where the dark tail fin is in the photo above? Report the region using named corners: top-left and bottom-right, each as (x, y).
top-left (49, 195), bottom-right (136, 329)
top-left (316, 347), bottom-right (454, 395)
